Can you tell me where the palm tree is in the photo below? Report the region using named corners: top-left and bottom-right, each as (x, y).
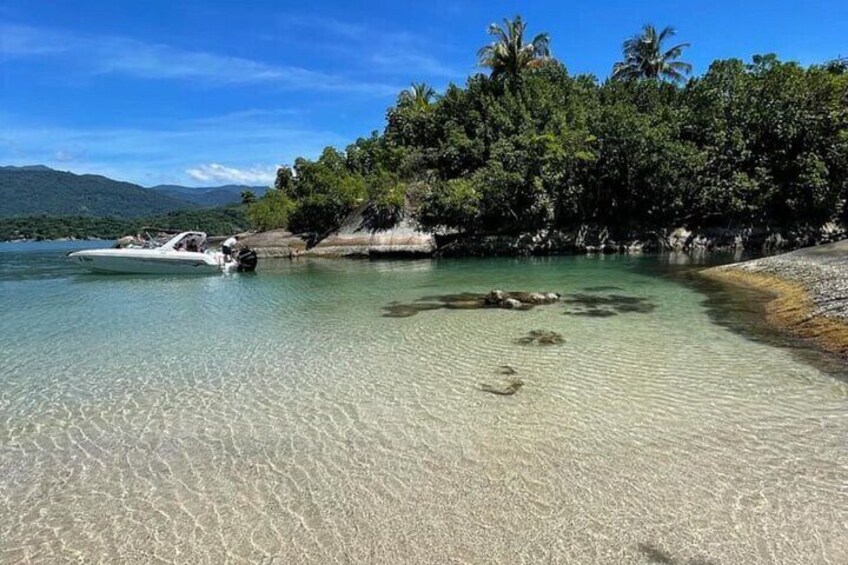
top-left (400, 82), bottom-right (437, 111)
top-left (612, 25), bottom-right (692, 83)
top-left (477, 15), bottom-right (550, 80)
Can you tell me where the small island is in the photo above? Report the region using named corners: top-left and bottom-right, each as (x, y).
top-left (231, 18), bottom-right (848, 260)
top-left (5, 18), bottom-right (846, 262)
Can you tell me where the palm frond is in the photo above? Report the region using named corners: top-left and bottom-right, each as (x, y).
top-left (662, 43), bottom-right (690, 59)
top-left (657, 26), bottom-right (676, 43)
top-left (666, 60), bottom-right (693, 73)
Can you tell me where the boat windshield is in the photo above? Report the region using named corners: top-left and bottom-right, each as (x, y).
top-left (114, 231), bottom-right (164, 249)
top-left (164, 232), bottom-right (208, 253)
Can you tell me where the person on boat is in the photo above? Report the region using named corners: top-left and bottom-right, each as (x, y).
top-left (222, 235), bottom-right (239, 262)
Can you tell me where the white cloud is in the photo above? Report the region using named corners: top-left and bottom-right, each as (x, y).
top-left (186, 163), bottom-right (277, 184)
top-left (0, 23), bottom-right (400, 95)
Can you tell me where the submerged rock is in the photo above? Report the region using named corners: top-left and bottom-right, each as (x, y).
top-left (383, 290), bottom-right (561, 317)
top-left (502, 298), bottom-right (522, 309)
top-left (484, 290), bottom-right (506, 304)
top-left (479, 378), bottom-right (524, 396)
top-left (484, 290), bottom-right (561, 308)
top-left (381, 303), bottom-right (443, 318)
top-left (515, 330), bottom-right (565, 346)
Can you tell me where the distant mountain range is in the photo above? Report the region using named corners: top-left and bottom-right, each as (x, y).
top-left (0, 165), bottom-right (269, 218)
top-left (150, 184), bottom-right (268, 207)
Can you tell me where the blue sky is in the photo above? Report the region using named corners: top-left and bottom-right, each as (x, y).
top-left (1, 0), bottom-right (846, 187)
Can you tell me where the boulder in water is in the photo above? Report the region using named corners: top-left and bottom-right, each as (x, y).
top-left (502, 298), bottom-right (522, 309)
top-left (515, 330), bottom-right (565, 346)
top-left (484, 290), bottom-right (507, 304)
top-left (384, 290), bottom-right (561, 317)
top-left (485, 290), bottom-right (561, 309)
top-left (479, 378), bottom-right (524, 396)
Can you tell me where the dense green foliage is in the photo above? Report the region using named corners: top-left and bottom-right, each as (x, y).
top-left (258, 40), bottom-right (847, 239)
top-left (0, 206), bottom-right (249, 241)
top-left (240, 190), bottom-right (257, 204)
top-left (245, 189), bottom-right (292, 231)
top-left (0, 167), bottom-right (195, 217)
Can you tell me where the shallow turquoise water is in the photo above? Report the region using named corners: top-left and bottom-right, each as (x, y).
top-left (1, 242), bottom-right (846, 564)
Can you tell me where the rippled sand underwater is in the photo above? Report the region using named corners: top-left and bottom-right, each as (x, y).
top-left (1, 245), bottom-right (846, 564)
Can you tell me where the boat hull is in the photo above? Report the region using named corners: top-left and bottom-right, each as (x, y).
top-left (68, 251), bottom-right (223, 274)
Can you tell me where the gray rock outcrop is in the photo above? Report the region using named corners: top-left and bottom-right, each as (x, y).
top-left (305, 203), bottom-right (435, 257)
top-left (239, 229), bottom-right (307, 258)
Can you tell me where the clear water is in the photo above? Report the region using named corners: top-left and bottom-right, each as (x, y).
top-left (1, 242), bottom-right (846, 564)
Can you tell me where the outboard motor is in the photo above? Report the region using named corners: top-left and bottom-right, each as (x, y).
top-left (235, 247), bottom-right (258, 272)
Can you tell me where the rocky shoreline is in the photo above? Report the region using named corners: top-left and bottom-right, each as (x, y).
top-left (241, 206), bottom-right (846, 258)
top-left (701, 241), bottom-right (848, 358)
top-left (243, 226), bottom-right (845, 259)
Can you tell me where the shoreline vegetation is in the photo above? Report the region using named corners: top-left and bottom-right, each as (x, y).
top-left (236, 17), bottom-right (847, 260)
top-left (702, 241), bottom-right (848, 358)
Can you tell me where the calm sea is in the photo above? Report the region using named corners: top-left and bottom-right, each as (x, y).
top-left (1, 241), bottom-right (846, 563)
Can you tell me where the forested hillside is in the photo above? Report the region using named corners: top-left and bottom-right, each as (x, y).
top-left (0, 166), bottom-right (195, 218)
top-left (0, 206), bottom-right (249, 241)
top-left (150, 184), bottom-right (268, 207)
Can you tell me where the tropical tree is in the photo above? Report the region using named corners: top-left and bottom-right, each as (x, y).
top-left (399, 82), bottom-right (437, 111)
top-left (240, 189), bottom-right (256, 205)
top-left (274, 166), bottom-right (295, 195)
top-left (246, 189), bottom-right (292, 231)
top-left (477, 15), bottom-right (550, 80)
top-left (612, 25), bottom-right (692, 83)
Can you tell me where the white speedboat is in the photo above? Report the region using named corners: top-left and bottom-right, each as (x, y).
top-left (67, 231), bottom-right (257, 274)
